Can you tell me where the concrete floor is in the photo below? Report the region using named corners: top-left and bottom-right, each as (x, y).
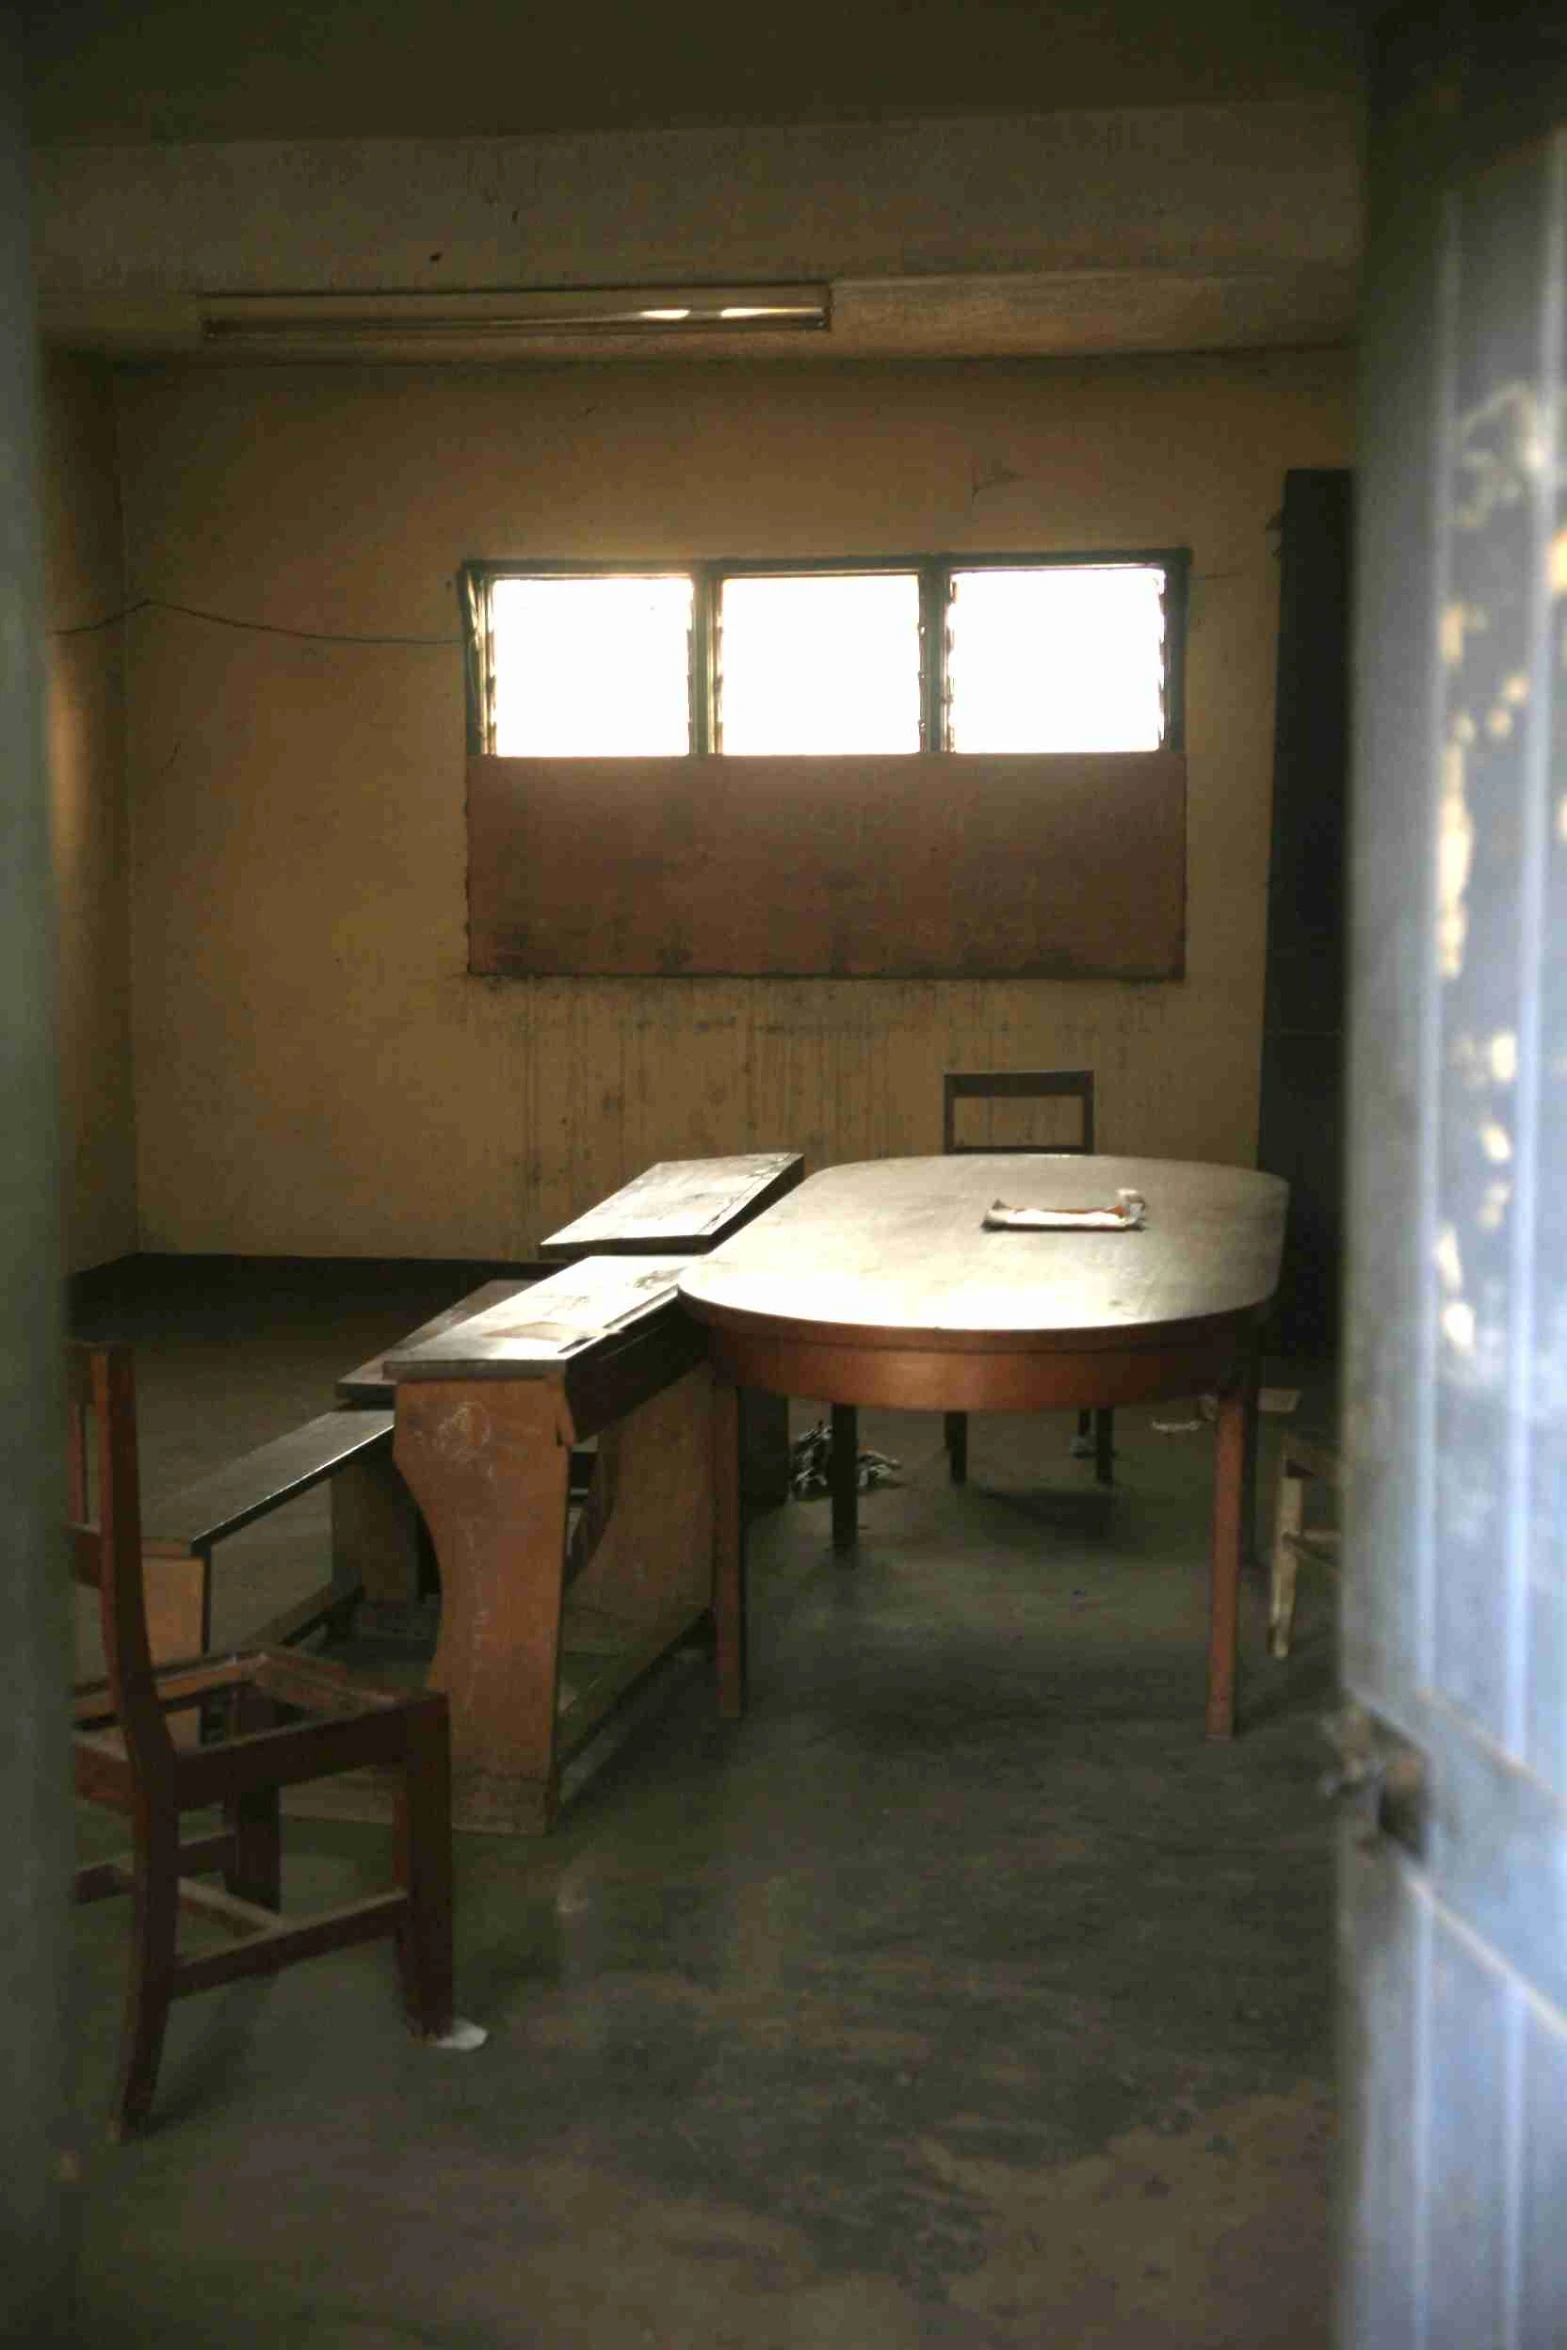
top-left (68, 1261), bottom-right (1339, 2349)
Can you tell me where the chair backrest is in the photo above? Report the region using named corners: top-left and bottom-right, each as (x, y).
top-left (67, 1342), bottom-right (174, 1776)
top-left (942, 1069), bottom-right (1096, 1156)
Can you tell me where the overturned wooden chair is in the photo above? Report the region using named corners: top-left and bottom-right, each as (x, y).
top-left (1268, 1425), bottom-right (1342, 1658)
top-left (69, 1340), bottom-right (481, 2140)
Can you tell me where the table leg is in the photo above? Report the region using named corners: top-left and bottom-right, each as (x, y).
top-left (831, 1403), bottom-right (859, 1553)
top-left (395, 1381), bottom-right (572, 1833)
top-left (1207, 1383), bottom-right (1247, 1739)
top-left (714, 1374), bottom-right (746, 1718)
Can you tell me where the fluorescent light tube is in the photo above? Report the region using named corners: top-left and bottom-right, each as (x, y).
top-left (200, 285), bottom-right (830, 344)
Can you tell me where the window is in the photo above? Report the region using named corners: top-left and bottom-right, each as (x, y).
top-left (717, 573), bottom-right (921, 754)
top-left (944, 565), bottom-right (1167, 753)
top-left (463, 553), bottom-right (1186, 756)
top-left (491, 574), bottom-right (693, 755)
top-left (466, 551), bottom-right (1189, 980)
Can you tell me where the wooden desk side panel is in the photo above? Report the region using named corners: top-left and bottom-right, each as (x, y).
top-left (467, 751), bottom-right (1186, 980)
top-left (394, 1380), bottom-right (573, 1830)
top-left (567, 1364), bottom-right (714, 1627)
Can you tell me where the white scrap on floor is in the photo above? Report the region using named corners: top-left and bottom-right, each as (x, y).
top-left (431, 2018), bottom-right (488, 2052)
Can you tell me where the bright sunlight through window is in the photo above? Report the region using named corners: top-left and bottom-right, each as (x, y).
top-left (477, 556), bottom-right (1179, 757)
top-left (492, 574), bottom-right (693, 755)
top-left (718, 573), bottom-right (921, 753)
top-left (945, 565), bottom-right (1166, 752)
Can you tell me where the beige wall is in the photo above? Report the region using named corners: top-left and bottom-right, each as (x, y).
top-left (44, 352), bottom-right (135, 1273)
top-left (115, 348), bottom-right (1353, 1259)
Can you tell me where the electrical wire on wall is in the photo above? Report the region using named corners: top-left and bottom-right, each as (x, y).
top-left (49, 594), bottom-right (462, 648)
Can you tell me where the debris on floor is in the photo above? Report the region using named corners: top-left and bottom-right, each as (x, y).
top-left (788, 1419), bottom-right (901, 1498)
top-left (1197, 1387), bottom-right (1304, 1420)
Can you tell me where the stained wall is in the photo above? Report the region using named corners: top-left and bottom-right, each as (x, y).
top-left (114, 349), bottom-right (1353, 1257)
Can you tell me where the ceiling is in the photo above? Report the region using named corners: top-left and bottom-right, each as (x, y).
top-left (25, 0), bottom-right (1370, 144)
top-left (25, 0), bottom-right (1371, 365)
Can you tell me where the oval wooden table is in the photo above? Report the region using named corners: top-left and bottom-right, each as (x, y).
top-left (678, 1154), bottom-right (1289, 1740)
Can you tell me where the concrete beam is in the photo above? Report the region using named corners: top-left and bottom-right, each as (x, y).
top-left (33, 100), bottom-right (1362, 359)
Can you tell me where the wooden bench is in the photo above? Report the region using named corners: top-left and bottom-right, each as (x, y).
top-left (541, 1153), bottom-right (804, 1507)
top-left (389, 1255), bottom-right (715, 1832)
top-left (140, 1407), bottom-right (399, 1662)
top-left (137, 1229), bottom-right (727, 1682)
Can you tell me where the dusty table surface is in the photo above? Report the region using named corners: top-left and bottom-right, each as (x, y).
top-left (678, 1155), bottom-right (1288, 1345)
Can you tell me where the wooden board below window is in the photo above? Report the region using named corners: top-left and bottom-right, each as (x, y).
top-left (467, 751), bottom-right (1185, 980)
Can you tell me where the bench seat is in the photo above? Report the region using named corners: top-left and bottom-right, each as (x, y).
top-left (141, 1407), bottom-right (397, 1656)
top-left (144, 1407), bottom-right (396, 1559)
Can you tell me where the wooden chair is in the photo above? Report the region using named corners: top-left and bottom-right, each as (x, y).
top-left (941, 1067), bottom-right (1097, 1159)
top-left (69, 1341), bottom-right (478, 2140)
top-left (941, 1069), bottom-right (1113, 1487)
top-left (1268, 1425), bottom-right (1342, 1657)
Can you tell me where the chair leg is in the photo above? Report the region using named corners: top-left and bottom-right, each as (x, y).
top-left (1094, 1408), bottom-right (1115, 1487)
top-left (223, 1790), bottom-right (282, 1910)
top-left (1270, 1459), bottom-right (1306, 1658)
top-left (944, 1411), bottom-right (968, 1485)
top-left (111, 1810), bottom-right (180, 2141)
top-left (393, 1704), bottom-right (456, 2041)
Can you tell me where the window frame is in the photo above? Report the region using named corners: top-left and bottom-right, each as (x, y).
top-left (461, 548), bottom-right (1189, 758)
